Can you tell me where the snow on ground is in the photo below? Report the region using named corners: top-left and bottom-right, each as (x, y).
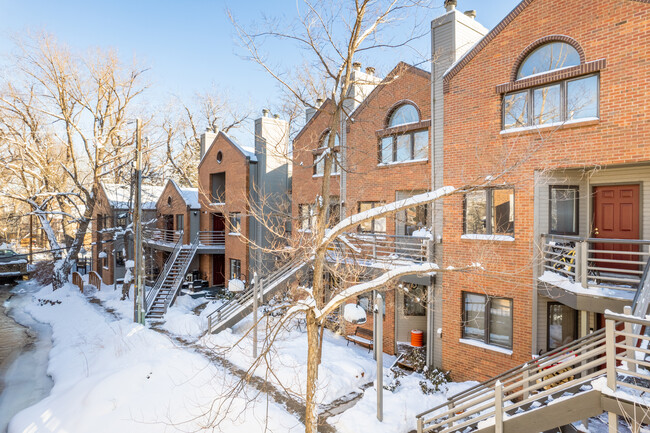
top-left (8, 283), bottom-right (302, 433)
top-left (201, 312), bottom-right (377, 405)
top-left (332, 374), bottom-right (478, 433)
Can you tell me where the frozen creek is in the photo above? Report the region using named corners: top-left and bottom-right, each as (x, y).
top-left (0, 281), bottom-right (53, 432)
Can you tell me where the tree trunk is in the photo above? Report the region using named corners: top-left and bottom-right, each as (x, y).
top-left (304, 309), bottom-right (320, 433)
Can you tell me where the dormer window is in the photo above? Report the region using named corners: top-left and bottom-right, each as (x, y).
top-left (379, 102), bottom-right (428, 164)
top-left (502, 39), bottom-right (599, 131)
top-left (517, 42), bottom-right (580, 79)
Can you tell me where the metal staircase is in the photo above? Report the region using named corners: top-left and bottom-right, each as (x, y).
top-left (205, 257), bottom-right (308, 334)
top-left (415, 313), bottom-right (650, 433)
top-left (145, 236), bottom-right (199, 319)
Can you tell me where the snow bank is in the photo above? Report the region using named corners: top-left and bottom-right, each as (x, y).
top-left (343, 303), bottom-right (367, 324)
top-left (332, 374), bottom-right (478, 433)
top-left (204, 313), bottom-right (377, 404)
top-left (8, 284), bottom-right (302, 433)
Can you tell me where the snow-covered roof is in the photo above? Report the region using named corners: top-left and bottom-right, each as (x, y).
top-left (102, 183), bottom-right (165, 210)
top-left (169, 179), bottom-right (200, 209)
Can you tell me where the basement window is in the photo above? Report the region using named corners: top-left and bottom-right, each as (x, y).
top-left (463, 292), bottom-right (513, 349)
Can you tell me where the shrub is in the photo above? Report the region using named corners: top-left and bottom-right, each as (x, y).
top-left (31, 260), bottom-right (54, 285)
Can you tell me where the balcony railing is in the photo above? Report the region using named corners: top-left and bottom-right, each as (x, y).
top-left (144, 228), bottom-right (183, 245)
top-left (541, 234), bottom-right (650, 292)
top-left (198, 230), bottom-right (225, 247)
top-left (335, 232), bottom-right (433, 264)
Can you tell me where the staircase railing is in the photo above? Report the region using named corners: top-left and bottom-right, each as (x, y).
top-left (145, 236), bottom-right (184, 314)
top-left (205, 256), bottom-right (305, 334)
top-left (415, 312), bottom-right (650, 433)
top-left (156, 236), bottom-right (200, 314)
top-left (198, 230), bottom-right (226, 247)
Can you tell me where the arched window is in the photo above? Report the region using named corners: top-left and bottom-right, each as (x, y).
top-left (503, 40), bottom-right (598, 130)
top-left (380, 103), bottom-right (427, 164)
top-left (517, 42), bottom-right (580, 79)
top-left (387, 104), bottom-right (419, 127)
top-left (313, 131), bottom-right (340, 176)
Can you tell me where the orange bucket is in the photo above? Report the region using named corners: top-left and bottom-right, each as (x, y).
top-left (411, 329), bottom-right (424, 347)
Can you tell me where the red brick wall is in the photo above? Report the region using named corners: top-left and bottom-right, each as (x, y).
top-left (198, 133), bottom-right (251, 285)
top-left (442, 0), bottom-right (650, 381)
top-left (92, 186), bottom-right (115, 285)
top-left (157, 181), bottom-right (192, 244)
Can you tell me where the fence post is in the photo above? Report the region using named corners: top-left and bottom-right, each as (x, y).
top-left (446, 401), bottom-right (455, 429)
top-left (495, 381), bottom-right (504, 433)
top-left (623, 306), bottom-right (637, 373)
top-left (207, 315), bottom-right (212, 334)
top-left (578, 241), bottom-right (588, 288)
top-left (417, 416), bottom-right (424, 433)
top-left (605, 318), bottom-right (617, 391)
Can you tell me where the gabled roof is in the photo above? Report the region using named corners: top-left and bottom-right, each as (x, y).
top-left (198, 130), bottom-right (257, 171)
top-left (169, 179), bottom-right (200, 209)
top-left (443, 0), bottom-right (534, 90)
top-left (293, 98), bottom-right (335, 143)
top-left (101, 182), bottom-right (164, 210)
top-left (348, 62), bottom-right (430, 121)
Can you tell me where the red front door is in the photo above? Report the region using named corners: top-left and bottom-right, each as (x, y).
top-left (213, 213), bottom-right (225, 232)
top-left (212, 254), bottom-right (225, 286)
top-left (592, 185), bottom-right (640, 271)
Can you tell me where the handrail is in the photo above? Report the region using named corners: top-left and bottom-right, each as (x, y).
top-left (144, 228), bottom-right (183, 244)
top-left (145, 236), bottom-right (184, 313)
top-left (416, 312), bottom-right (650, 433)
top-left (205, 256), bottom-right (305, 333)
top-left (338, 232), bottom-right (431, 263)
top-left (198, 230), bottom-right (226, 246)
top-left (157, 236), bottom-right (200, 314)
top-left (541, 233), bottom-right (650, 292)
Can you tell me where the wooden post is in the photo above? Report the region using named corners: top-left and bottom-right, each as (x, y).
top-left (580, 240), bottom-right (588, 288)
top-left (417, 416), bottom-right (424, 433)
top-left (29, 214), bottom-right (33, 264)
top-left (608, 412), bottom-right (617, 433)
top-left (605, 318), bottom-right (617, 391)
top-left (495, 381), bottom-right (504, 433)
top-left (447, 401), bottom-right (455, 429)
top-left (522, 368), bottom-right (530, 400)
top-left (623, 306), bottom-right (637, 373)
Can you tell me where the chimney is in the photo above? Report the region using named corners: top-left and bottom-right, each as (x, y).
top-left (444, 0), bottom-right (457, 12)
top-left (200, 127), bottom-right (218, 160)
top-left (464, 10), bottom-right (476, 19)
top-left (262, 108), bottom-right (270, 117)
top-left (273, 114), bottom-right (280, 119)
top-left (352, 62), bottom-right (361, 71)
top-left (305, 98), bottom-right (323, 123)
top-left (365, 66), bottom-right (375, 76)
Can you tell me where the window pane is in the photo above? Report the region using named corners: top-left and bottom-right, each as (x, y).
top-left (567, 75), bottom-right (598, 121)
top-left (465, 191), bottom-right (487, 234)
top-left (381, 137), bottom-right (393, 163)
top-left (517, 42), bottom-right (580, 79)
top-left (533, 84), bottom-right (561, 125)
top-left (489, 298), bottom-right (513, 348)
top-left (374, 216), bottom-right (386, 233)
top-left (548, 303), bottom-right (577, 350)
top-left (503, 91), bottom-right (528, 129)
top-left (492, 189), bottom-right (514, 235)
top-left (463, 293), bottom-right (486, 341)
top-left (413, 130), bottom-right (428, 160)
top-left (396, 134), bottom-right (411, 162)
top-left (404, 285), bottom-right (426, 316)
top-left (550, 187), bottom-right (578, 234)
top-left (359, 202), bottom-right (373, 232)
top-left (388, 104), bottom-right (419, 127)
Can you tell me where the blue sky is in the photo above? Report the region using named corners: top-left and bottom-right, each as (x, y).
top-left (0, 0), bottom-right (521, 117)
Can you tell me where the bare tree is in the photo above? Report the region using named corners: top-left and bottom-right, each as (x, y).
top-left (0, 34), bottom-right (147, 289)
top-left (228, 2), bottom-right (438, 431)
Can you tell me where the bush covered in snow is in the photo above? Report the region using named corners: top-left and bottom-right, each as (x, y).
top-left (31, 260), bottom-right (55, 284)
top-left (401, 346), bottom-right (451, 394)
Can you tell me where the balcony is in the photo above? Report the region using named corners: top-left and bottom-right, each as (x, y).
top-left (539, 234), bottom-right (650, 312)
top-left (332, 232), bottom-right (434, 268)
top-left (197, 231), bottom-right (225, 252)
top-left (143, 228), bottom-right (183, 250)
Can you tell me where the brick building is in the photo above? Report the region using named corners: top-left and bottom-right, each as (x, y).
top-left (439, 0), bottom-right (650, 381)
top-left (197, 111), bottom-right (290, 287)
top-left (91, 182), bottom-right (163, 285)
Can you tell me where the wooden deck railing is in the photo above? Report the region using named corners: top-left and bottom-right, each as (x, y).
top-left (415, 309), bottom-right (650, 433)
top-left (72, 271), bottom-right (84, 293)
top-left (541, 234), bottom-right (650, 292)
top-left (336, 232), bottom-right (433, 264)
top-left (88, 271), bottom-right (102, 290)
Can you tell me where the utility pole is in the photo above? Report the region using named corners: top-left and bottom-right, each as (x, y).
top-left (375, 293), bottom-right (384, 422)
top-left (133, 119), bottom-right (145, 324)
